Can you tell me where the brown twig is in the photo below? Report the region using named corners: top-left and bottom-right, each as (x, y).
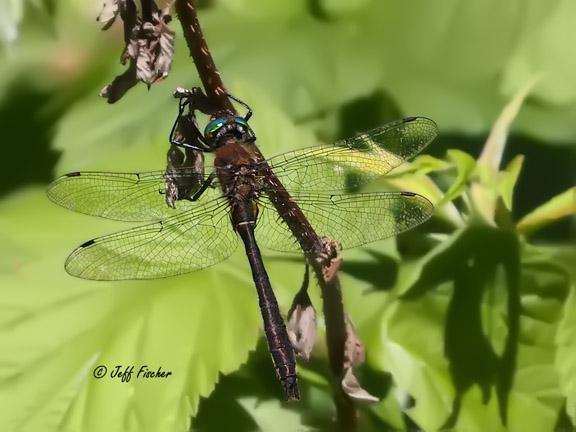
top-left (174, 0), bottom-right (233, 112)
top-left (174, 1), bottom-right (357, 430)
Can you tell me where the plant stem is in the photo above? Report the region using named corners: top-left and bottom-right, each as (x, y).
top-left (174, 0), bottom-right (234, 112)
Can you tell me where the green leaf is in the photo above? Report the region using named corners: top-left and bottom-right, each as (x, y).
top-left (316, 0), bottom-right (373, 17)
top-left (556, 284), bottom-right (576, 425)
top-left (389, 154), bottom-right (451, 177)
top-left (0, 189), bottom-right (267, 431)
top-left (440, 149), bottom-right (476, 205)
top-left (375, 172), bottom-right (464, 228)
top-left (371, 226), bottom-right (566, 431)
top-left (516, 188), bottom-right (576, 235)
top-left (477, 78), bottom-right (537, 172)
top-left (293, 366), bottom-right (329, 388)
top-left (0, 0), bottom-right (23, 45)
top-left (497, 155), bottom-right (524, 211)
top-left (29, 0), bottom-right (56, 14)
top-left (219, 0), bottom-right (307, 19)
top-left (470, 78), bottom-right (537, 225)
top-left (502, 0), bottom-right (576, 108)
top-left (237, 397), bottom-right (313, 432)
top-left (368, 396), bottom-right (406, 432)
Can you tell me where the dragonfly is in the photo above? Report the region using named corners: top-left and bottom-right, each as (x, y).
top-left (47, 89), bottom-right (438, 400)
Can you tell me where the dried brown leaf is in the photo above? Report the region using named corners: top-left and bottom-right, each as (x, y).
top-left (136, 32), bottom-right (156, 85)
top-left (287, 301), bottom-right (317, 361)
top-left (97, 0), bottom-right (121, 30)
top-left (99, 62), bottom-right (138, 103)
top-left (100, 3), bottom-right (175, 102)
top-left (343, 314), bottom-right (365, 369)
top-left (156, 15), bottom-right (175, 80)
top-left (287, 267), bottom-right (317, 361)
top-left (122, 38), bottom-right (137, 64)
top-left (341, 368), bottom-right (379, 403)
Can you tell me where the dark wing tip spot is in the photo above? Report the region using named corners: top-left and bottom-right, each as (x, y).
top-left (403, 116), bottom-right (417, 123)
top-left (80, 239), bottom-right (96, 248)
top-left (66, 172), bottom-right (81, 177)
top-left (400, 191), bottom-right (416, 197)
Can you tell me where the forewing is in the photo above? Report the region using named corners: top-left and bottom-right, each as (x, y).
top-left (264, 117), bottom-right (438, 193)
top-left (255, 191), bottom-right (433, 252)
top-left (47, 169), bottom-right (219, 222)
top-left (65, 198), bottom-right (237, 280)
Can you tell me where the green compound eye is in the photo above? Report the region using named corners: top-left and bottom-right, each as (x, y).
top-left (234, 116), bottom-right (249, 128)
top-left (204, 118), bottom-right (226, 138)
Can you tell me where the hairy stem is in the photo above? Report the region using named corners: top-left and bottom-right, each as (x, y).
top-left (174, 0), bottom-right (234, 112)
top-left (311, 261), bottom-right (356, 432)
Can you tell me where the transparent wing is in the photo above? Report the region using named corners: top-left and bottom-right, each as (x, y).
top-left (47, 169), bottom-right (219, 222)
top-left (65, 198), bottom-right (238, 280)
top-left (255, 191), bottom-right (433, 252)
top-left (264, 117), bottom-right (438, 193)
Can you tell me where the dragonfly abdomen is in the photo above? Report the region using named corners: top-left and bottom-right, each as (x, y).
top-left (235, 212), bottom-right (300, 400)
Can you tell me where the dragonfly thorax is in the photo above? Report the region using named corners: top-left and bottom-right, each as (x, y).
top-left (204, 114), bottom-right (255, 147)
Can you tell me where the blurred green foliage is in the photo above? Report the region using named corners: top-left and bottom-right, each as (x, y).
top-left (0, 1), bottom-right (574, 431)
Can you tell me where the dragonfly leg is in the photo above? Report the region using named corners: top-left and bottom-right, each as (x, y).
top-left (226, 92), bottom-right (253, 121)
top-left (174, 86), bottom-right (215, 116)
top-left (189, 172), bottom-right (216, 201)
top-left (171, 88), bottom-right (213, 151)
top-left (169, 139), bottom-right (211, 152)
top-left (224, 92), bottom-right (256, 142)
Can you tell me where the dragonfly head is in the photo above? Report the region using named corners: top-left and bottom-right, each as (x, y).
top-left (204, 114), bottom-right (255, 147)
